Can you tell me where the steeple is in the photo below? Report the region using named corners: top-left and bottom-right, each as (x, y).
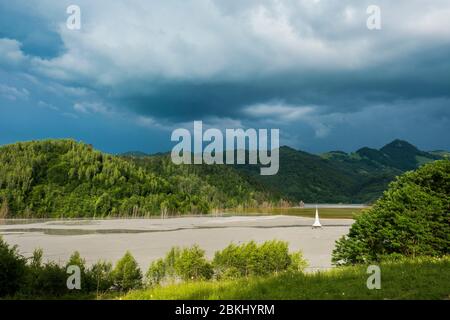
top-left (312, 205), bottom-right (322, 228)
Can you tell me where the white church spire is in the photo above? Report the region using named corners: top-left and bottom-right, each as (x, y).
top-left (312, 204), bottom-right (322, 228)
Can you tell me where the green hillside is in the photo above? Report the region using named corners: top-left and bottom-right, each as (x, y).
top-left (0, 140), bottom-right (271, 218)
top-left (0, 139), bottom-right (446, 217)
top-left (121, 152), bottom-right (275, 208)
top-left (430, 150), bottom-right (450, 159)
top-left (379, 139), bottom-right (440, 170)
top-left (233, 140), bottom-right (443, 204)
top-left (233, 147), bottom-right (360, 203)
top-left (137, 139), bottom-right (442, 205)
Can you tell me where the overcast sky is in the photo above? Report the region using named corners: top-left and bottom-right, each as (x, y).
top-left (0, 0), bottom-right (449, 154)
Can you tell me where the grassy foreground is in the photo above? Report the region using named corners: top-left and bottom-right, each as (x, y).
top-left (123, 256), bottom-right (450, 300)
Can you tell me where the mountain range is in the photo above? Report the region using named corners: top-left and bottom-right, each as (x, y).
top-left (0, 139), bottom-right (447, 218)
top-left (123, 139), bottom-right (447, 204)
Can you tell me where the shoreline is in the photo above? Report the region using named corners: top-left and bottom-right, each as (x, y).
top-left (0, 204), bottom-right (368, 222)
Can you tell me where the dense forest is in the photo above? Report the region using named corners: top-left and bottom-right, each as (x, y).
top-left (224, 140), bottom-right (443, 203)
top-left (0, 140), bottom-right (273, 218)
top-left (129, 139), bottom-right (443, 204)
top-left (0, 139), bottom-right (446, 217)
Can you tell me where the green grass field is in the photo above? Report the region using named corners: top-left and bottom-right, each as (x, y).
top-left (123, 256), bottom-right (450, 300)
top-left (223, 207), bottom-right (368, 219)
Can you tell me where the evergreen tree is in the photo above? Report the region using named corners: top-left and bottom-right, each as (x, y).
top-left (113, 251), bottom-right (142, 291)
top-left (0, 237), bottom-right (27, 297)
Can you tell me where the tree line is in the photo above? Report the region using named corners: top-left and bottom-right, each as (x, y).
top-left (0, 139), bottom-right (277, 218)
top-left (0, 238), bottom-right (306, 298)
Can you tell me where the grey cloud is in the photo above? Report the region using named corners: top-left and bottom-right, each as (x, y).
top-left (1, 0), bottom-right (450, 152)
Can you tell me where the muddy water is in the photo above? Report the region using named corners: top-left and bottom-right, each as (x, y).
top-left (0, 215), bottom-right (353, 272)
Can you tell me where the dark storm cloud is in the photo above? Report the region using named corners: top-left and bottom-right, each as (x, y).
top-left (0, 2), bottom-right (64, 59)
top-left (1, 0), bottom-right (450, 152)
top-left (115, 49), bottom-right (450, 123)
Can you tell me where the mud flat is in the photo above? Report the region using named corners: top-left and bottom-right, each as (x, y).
top-left (0, 215), bottom-right (353, 272)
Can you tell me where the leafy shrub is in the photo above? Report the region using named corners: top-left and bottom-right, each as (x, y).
top-left (0, 237), bottom-right (27, 297)
top-left (24, 248), bottom-right (44, 295)
top-left (113, 251), bottom-right (143, 291)
top-left (257, 240), bottom-right (292, 275)
top-left (145, 258), bottom-right (166, 286)
top-left (332, 160), bottom-right (450, 265)
top-left (0, 239), bottom-right (129, 297)
top-left (145, 241), bottom-right (307, 287)
top-left (174, 245), bottom-right (213, 281)
top-left (24, 249), bottom-right (68, 297)
top-left (65, 251), bottom-right (103, 293)
top-left (213, 240), bottom-right (307, 278)
top-left (66, 251), bottom-right (87, 275)
top-left (87, 261), bottom-right (114, 293)
top-left (146, 247), bottom-right (185, 286)
top-left (287, 251), bottom-right (309, 272)
top-left (31, 262), bottom-right (68, 296)
top-left (163, 246), bottom-right (181, 278)
top-left (30, 248), bottom-right (91, 297)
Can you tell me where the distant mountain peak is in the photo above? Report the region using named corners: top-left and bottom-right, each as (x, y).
top-left (378, 139), bottom-right (440, 170)
top-left (381, 139), bottom-right (419, 151)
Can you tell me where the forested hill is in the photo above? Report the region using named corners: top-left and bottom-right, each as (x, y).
top-left (124, 139), bottom-right (444, 204)
top-left (0, 140), bottom-right (273, 218)
top-left (0, 139), bottom-right (446, 217)
top-left (232, 140), bottom-right (444, 204)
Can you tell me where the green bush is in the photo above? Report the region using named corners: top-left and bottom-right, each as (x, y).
top-left (24, 249), bottom-right (68, 297)
top-left (65, 251), bottom-right (101, 293)
top-left (332, 160), bottom-right (450, 265)
top-left (163, 246), bottom-right (181, 278)
top-left (145, 258), bottom-right (166, 286)
top-left (24, 248), bottom-right (45, 295)
top-left (174, 245), bottom-right (213, 281)
top-left (213, 240), bottom-right (307, 279)
top-left (0, 238), bottom-right (130, 297)
top-left (24, 250), bottom-right (100, 296)
top-left (144, 246), bottom-right (181, 287)
top-left (0, 237), bottom-right (27, 297)
top-left (26, 250), bottom-right (113, 297)
top-left (66, 251), bottom-right (87, 274)
top-left (0, 236), bottom-right (308, 298)
top-left (287, 251), bottom-right (309, 273)
top-left (87, 260), bottom-right (114, 293)
top-left (31, 262), bottom-right (68, 296)
top-left (113, 251), bottom-right (143, 291)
